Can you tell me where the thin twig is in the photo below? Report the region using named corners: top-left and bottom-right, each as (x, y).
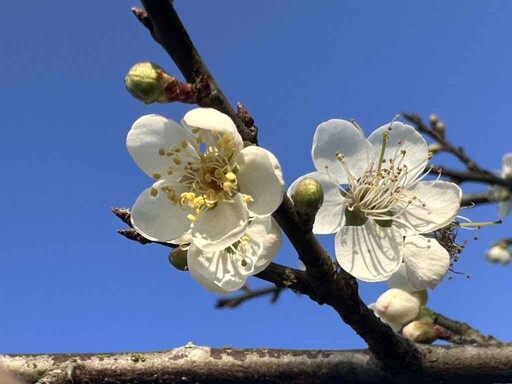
top-left (133, 2), bottom-right (257, 144)
top-left (403, 113), bottom-right (490, 175)
top-left (433, 166), bottom-right (507, 186)
top-left (461, 192), bottom-right (493, 207)
top-left (432, 311), bottom-right (501, 345)
top-left (216, 286), bottom-right (284, 309)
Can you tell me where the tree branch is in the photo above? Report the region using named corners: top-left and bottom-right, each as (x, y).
top-left (4, 344), bottom-right (512, 384)
top-left (132, 2), bottom-right (257, 143)
top-left (403, 113), bottom-right (490, 175)
top-left (131, 1), bottom-right (420, 371)
top-left (432, 311), bottom-right (501, 345)
top-left (461, 192), bottom-right (494, 207)
top-left (216, 286), bottom-right (284, 309)
top-left (433, 166), bottom-right (507, 187)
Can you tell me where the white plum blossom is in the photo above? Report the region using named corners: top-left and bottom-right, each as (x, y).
top-left (127, 108), bottom-right (284, 251)
top-left (368, 288), bottom-right (422, 331)
top-left (187, 217), bottom-right (282, 293)
top-left (486, 243), bottom-right (511, 265)
top-left (289, 119), bottom-right (461, 286)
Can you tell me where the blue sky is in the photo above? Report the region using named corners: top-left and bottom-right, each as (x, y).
top-left (1, 1), bottom-right (511, 353)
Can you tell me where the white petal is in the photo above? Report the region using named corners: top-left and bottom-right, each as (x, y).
top-left (127, 114), bottom-right (196, 181)
top-left (253, 218), bottom-right (282, 274)
top-left (403, 236), bottom-right (449, 290)
top-left (182, 108), bottom-right (243, 152)
top-left (395, 181), bottom-right (462, 235)
top-left (192, 194), bottom-right (249, 251)
top-left (499, 199), bottom-right (512, 218)
top-left (368, 121), bottom-right (428, 181)
top-left (502, 153), bottom-right (512, 179)
top-left (386, 264), bottom-right (416, 292)
top-left (287, 172), bottom-right (347, 234)
top-left (236, 146), bottom-right (284, 216)
top-left (335, 221), bottom-right (403, 282)
top-left (312, 119), bottom-right (371, 185)
top-left (130, 181), bottom-right (191, 243)
top-left (187, 246), bottom-right (244, 293)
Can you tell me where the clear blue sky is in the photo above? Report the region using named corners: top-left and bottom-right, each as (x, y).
top-left (1, 1), bottom-right (511, 353)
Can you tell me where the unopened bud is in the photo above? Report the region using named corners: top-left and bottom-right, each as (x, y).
top-left (374, 288), bottom-right (421, 327)
top-left (125, 62), bottom-right (172, 104)
top-left (434, 121), bottom-right (446, 132)
top-left (402, 321), bottom-right (438, 344)
top-left (291, 178), bottom-right (324, 215)
top-left (415, 307), bottom-right (434, 323)
top-left (486, 243), bottom-right (511, 264)
top-left (428, 143), bottom-right (442, 154)
top-left (429, 114), bottom-right (439, 125)
top-left (169, 247), bottom-right (189, 271)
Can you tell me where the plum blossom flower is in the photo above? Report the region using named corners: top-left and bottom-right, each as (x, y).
top-left (289, 119), bottom-right (461, 285)
top-left (187, 217), bottom-right (282, 293)
top-left (127, 108), bottom-right (284, 251)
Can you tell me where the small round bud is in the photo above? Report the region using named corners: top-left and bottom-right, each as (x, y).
top-left (402, 321), bottom-right (437, 344)
top-left (434, 121), bottom-right (446, 132)
top-left (125, 62), bottom-right (171, 104)
top-left (415, 307), bottom-right (434, 323)
top-left (374, 288), bottom-right (421, 327)
top-left (429, 114), bottom-right (439, 125)
top-left (291, 178), bottom-right (324, 214)
top-left (169, 247), bottom-right (189, 271)
top-left (428, 143), bottom-right (442, 154)
top-left (486, 243), bottom-right (511, 264)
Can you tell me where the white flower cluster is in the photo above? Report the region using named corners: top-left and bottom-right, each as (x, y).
top-left (289, 119), bottom-right (461, 289)
top-left (127, 108), bottom-right (285, 293)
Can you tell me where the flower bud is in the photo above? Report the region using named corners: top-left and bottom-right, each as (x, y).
top-left (374, 288), bottom-right (421, 327)
top-left (402, 321), bottom-right (438, 344)
top-left (415, 307), bottom-right (434, 323)
top-left (169, 247), bottom-right (189, 271)
top-left (125, 62), bottom-right (172, 104)
top-left (486, 243), bottom-right (511, 264)
top-left (291, 178), bottom-right (324, 215)
top-left (429, 114), bottom-right (439, 125)
top-left (428, 143), bottom-right (442, 154)
top-left (434, 121), bottom-right (446, 132)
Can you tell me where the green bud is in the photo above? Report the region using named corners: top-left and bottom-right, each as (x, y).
top-left (291, 178), bottom-right (324, 215)
top-left (125, 62), bottom-right (171, 104)
top-left (415, 307), bottom-right (434, 323)
top-left (428, 143), bottom-right (442, 154)
top-left (169, 247), bottom-right (188, 271)
top-left (413, 290), bottom-right (428, 306)
top-left (402, 321), bottom-right (437, 344)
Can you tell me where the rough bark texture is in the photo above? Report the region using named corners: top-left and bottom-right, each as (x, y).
top-left (2, 344), bottom-right (512, 384)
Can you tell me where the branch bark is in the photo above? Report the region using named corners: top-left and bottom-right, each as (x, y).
top-left (432, 311), bottom-right (501, 345)
top-left (3, 344), bottom-right (512, 384)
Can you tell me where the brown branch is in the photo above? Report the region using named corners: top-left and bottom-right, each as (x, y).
top-left (132, 2), bottom-right (257, 144)
top-left (4, 344), bottom-right (512, 384)
top-left (131, 1), bottom-right (420, 371)
top-left (461, 192), bottom-right (494, 207)
top-left (432, 311), bottom-right (501, 345)
top-left (433, 166), bottom-right (507, 186)
top-left (403, 113), bottom-right (490, 175)
top-left (216, 286), bottom-right (284, 309)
